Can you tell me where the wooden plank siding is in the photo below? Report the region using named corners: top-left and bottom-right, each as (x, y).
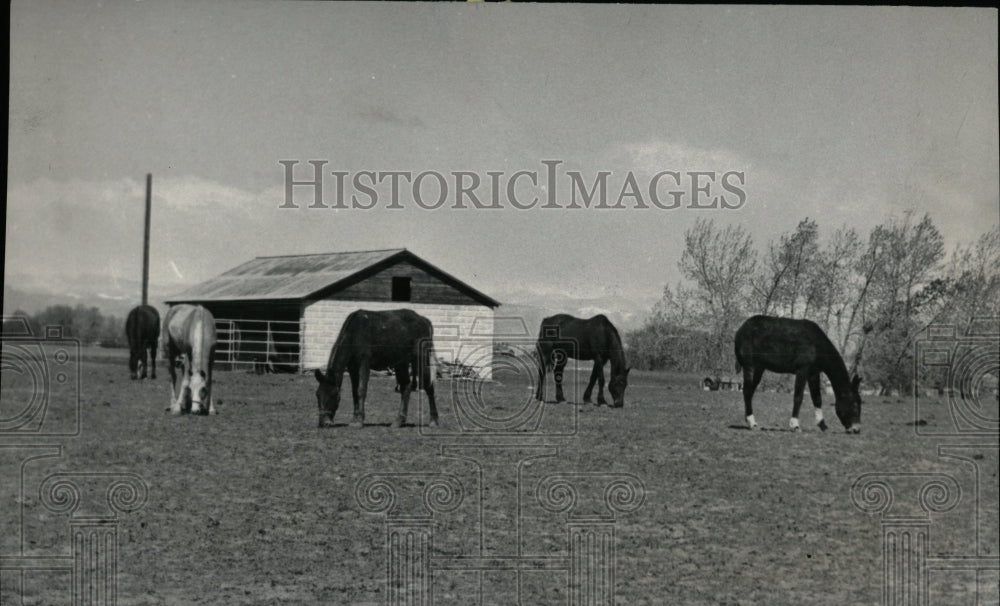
top-left (322, 260), bottom-right (484, 306)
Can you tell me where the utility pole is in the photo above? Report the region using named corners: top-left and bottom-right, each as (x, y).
top-left (142, 173), bottom-right (152, 306)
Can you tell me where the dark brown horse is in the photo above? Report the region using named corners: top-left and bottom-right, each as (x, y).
top-left (535, 314), bottom-right (630, 407)
top-left (314, 309), bottom-right (438, 428)
top-left (734, 315), bottom-right (862, 433)
top-left (125, 305), bottom-right (160, 380)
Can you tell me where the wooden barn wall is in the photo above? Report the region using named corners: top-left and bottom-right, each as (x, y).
top-left (193, 302), bottom-right (301, 322)
top-left (325, 260), bottom-right (484, 306)
top-left (302, 300), bottom-right (494, 379)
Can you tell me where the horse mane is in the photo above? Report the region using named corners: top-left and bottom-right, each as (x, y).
top-left (812, 324), bottom-right (852, 393)
top-left (598, 315), bottom-right (628, 371)
top-left (326, 311), bottom-right (361, 373)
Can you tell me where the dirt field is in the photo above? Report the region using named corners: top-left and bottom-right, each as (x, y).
top-left (2, 349), bottom-right (997, 605)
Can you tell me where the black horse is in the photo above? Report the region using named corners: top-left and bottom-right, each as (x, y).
top-left (314, 309), bottom-right (439, 428)
top-left (535, 314), bottom-right (630, 407)
top-left (734, 315), bottom-right (862, 433)
top-left (125, 305), bottom-right (160, 380)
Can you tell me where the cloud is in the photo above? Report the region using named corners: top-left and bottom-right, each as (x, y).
top-left (603, 139), bottom-right (755, 176)
top-left (5, 175), bottom-right (285, 296)
top-left (356, 105), bottom-right (425, 129)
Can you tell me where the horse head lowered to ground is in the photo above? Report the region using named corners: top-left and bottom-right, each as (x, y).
top-left (535, 314), bottom-right (630, 407)
top-left (314, 309), bottom-right (439, 429)
top-left (164, 304), bottom-right (217, 415)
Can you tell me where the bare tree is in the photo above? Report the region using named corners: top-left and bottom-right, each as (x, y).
top-left (753, 218), bottom-right (821, 317)
top-left (857, 213), bottom-right (947, 393)
top-left (678, 218), bottom-right (757, 372)
top-left (943, 224), bottom-right (1000, 322)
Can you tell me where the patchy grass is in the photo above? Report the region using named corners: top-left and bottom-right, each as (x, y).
top-left (2, 355), bottom-right (995, 605)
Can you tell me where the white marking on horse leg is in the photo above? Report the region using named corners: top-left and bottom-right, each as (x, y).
top-left (789, 417), bottom-right (800, 431)
top-left (170, 386), bottom-right (185, 415)
top-left (746, 414), bottom-right (758, 429)
top-left (815, 408), bottom-right (824, 425)
top-left (174, 373), bottom-right (191, 414)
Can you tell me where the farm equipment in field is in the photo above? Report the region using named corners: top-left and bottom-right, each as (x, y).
top-left (703, 376), bottom-right (743, 392)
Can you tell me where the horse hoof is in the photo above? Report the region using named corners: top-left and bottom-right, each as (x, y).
top-left (429, 419), bottom-right (439, 428)
top-left (749, 423), bottom-right (760, 430)
top-left (350, 420), bottom-right (364, 428)
top-left (391, 420), bottom-right (403, 429)
top-left (817, 420), bottom-right (829, 432)
top-left (791, 426), bottom-right (801, 432)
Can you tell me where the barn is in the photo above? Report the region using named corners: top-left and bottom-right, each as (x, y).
top-left (164, 249), bottom-right (500, 377)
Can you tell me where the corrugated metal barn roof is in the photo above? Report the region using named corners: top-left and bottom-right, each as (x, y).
top-left (165, 248), bottom-right (500, 307)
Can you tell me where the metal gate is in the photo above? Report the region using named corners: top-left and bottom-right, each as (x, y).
top-left (214, 318), bottom-right (300, 372)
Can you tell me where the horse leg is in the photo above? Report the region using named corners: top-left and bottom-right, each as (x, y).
top-left (808, 374), bottom-right (827, 431)
top-left (357, 366), bottom-right (370, 426)
top-left (554, 358), bottom-right (568, 403)
top-left (167, 350), bottom-right (178, 412)
top-left (535, 347), bottom-right (547, 402)
top-left (393, 363), bottom-right (410, 428)
top-left (206, 354), bottom-right (217, 415)
top-left (129, 347), bottom-right (139, 380)
top-left (348, 366), bottom-right (363, 427)
top-left (743, 367), bottom-right (764, 429)
top-left (790, 371), bottom-right (808, 431)
top-left (583, 358), bottom-right (600, 404)
top-left (171, 355), bottom-right (190, 415)
top-left (596, 361), bottom-right (609, 406)
top-left (423, 363), bottom-right (439, 427)
top-left (138, 343), bottom-right (148, 379)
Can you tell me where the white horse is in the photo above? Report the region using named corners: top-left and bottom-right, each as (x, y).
top-left (164, 304), bottom-right (217, 415)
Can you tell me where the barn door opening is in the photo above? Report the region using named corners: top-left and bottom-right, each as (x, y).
top-left (391, 276), bottom-right (411, 302)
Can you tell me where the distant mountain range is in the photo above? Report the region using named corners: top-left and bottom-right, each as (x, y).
top-left (3, 273), bottom-right (186, 319)
top-left (3, 274), bottom-right (658, 335)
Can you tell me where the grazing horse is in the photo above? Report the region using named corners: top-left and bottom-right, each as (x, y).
top-left (164, 304), bottom-right (217, 415)
top-left (535, 314), bottom-right (630, 407)
top-left (125, 305), bottom-right (160, 380)
top-left (314, 309), bottom-right (439, 428)
top-left (734, 315), bottom-right (862, 433)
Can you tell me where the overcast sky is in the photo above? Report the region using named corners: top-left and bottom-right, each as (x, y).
top-left (7, 2), bottom-right (998, 308)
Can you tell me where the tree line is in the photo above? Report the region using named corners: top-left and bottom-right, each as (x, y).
top-left (624, 214), bottom-right (1000, 395)
top-left (2, 304), bottom-right (130, 347)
